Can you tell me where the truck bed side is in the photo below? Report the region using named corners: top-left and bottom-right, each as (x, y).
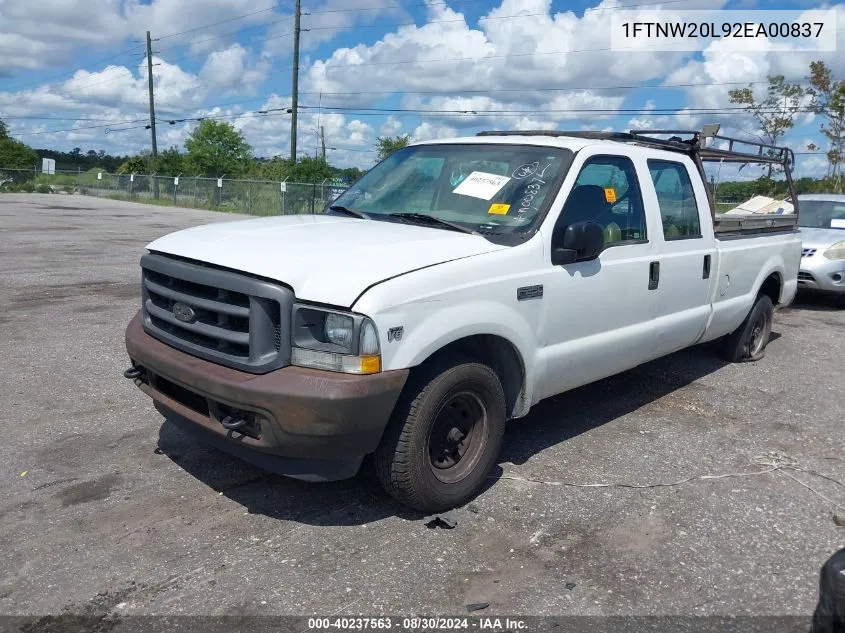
top-left (701, 230), bottom-right (801, 343)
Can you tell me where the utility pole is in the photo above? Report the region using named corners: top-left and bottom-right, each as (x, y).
top-left (290, 0), bottom-right (301, 163)
top-left (145, 31), bottom-right (158, 159)
top-left (320, 125), bottom-right (326, 161)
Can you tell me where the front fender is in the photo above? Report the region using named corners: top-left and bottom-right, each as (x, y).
top-left (378, 299), bottom-right (539, 417)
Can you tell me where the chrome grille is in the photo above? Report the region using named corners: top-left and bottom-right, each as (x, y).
top-left (802, 248), bottom-right (816, 258)
top-left (797, 271), bottom-right (815, 283)
top-left (140, 253), bottom-right (293, 373)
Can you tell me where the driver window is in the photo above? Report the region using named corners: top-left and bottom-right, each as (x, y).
top-left (557, 155), bottom-right (647, 245)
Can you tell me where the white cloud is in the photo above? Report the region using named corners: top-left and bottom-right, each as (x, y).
top-left (412, 121), bottom-right (459, 142)
top-left (199, 45), bottom-right (269, 95)
top-left (303, 0), bottom-right (702, 133)
top-left (0, 0), bottom-right (129, 74)
top-left (261, 0), bottom-right (404, 58)
top-left (379, 116), bottom-right (403, 137)
top-left (3, 0), bottom-right (842, 173)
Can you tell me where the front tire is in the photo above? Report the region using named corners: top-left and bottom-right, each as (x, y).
top-left (721, 294), bottom-right (774, 362)
top-left (375, 356), bottom-right (506, 512)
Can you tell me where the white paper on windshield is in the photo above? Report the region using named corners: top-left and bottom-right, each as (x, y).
top-left (832, 219), bottom-right (845, 228)
top-left (452, 171), bottom-right (511, 200)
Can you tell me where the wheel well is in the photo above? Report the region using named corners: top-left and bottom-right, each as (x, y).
top-left (419, 334), bottom-right (526, 419)
top-left (759, 272), bottom-right (782, 305)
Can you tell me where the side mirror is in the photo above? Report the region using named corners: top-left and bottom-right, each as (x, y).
top-left (551, 221), bottom-right (604, 265)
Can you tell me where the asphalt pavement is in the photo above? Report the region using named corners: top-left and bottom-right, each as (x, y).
top-left (1, 194), bottom-right (843, 624)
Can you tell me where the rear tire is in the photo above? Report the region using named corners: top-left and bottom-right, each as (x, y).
top-left (375, 356), bottom-right (506, 512)
top-left (721, 294), bottom-right (774, 362)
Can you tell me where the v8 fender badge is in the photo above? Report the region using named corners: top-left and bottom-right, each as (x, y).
top-left (387, 327), bottom-right (404, 342)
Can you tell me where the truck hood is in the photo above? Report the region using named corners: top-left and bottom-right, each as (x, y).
top-left (146, 214), bottom-right (506, 307)
top-left (799, 227), bottom-right (845, 250)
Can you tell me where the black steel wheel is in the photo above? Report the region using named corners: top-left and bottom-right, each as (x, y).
top-left (375, 355), bottom-right (506, 512)
top-left (721, 294), bottom-right (774, 362)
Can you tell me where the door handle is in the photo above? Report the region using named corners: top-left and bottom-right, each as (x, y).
top-left (703, 254), bottom-right (711, 279)
top-left (648, 261), bottom-right (660, 290)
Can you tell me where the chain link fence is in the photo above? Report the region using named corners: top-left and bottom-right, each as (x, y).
top-left (0, 167), bottom-right (349, 216)
top-left (1, 166), bottom-right (759, 216)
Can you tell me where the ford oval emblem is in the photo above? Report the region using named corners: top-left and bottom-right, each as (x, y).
top-left (172, 301), bottom-right (196, 323)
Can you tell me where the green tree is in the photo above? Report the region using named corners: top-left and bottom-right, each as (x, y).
top-left (252, 156), bottom-right (337, 182)
top-left (153, 146), bottom-right (187, 176)
top-left (728, 76), bottom-right (805, 177)
top-left (0, 120), bottom-right (38, 169)
top-left (807, 60), bottom-right (845, 181)
top-left (184, 120), bottom-right (253, 177)
top-left (375, 134), bottom-right (411, 162)
top-left (338, 166), bottom-right (365, 182)
top-left (117, 154), bottom-right (150, 174)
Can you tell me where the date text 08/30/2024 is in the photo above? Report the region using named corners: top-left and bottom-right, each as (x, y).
top-left (306, 617), bottom-right (528, 630)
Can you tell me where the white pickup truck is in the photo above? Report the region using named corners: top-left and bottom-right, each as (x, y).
top-left (125, 129), bottom-right (801, 511)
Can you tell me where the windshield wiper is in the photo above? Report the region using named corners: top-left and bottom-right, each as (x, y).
top-left (387, 212), bottom-right (475, 234)
top-left (328, 205), bottom-right (371, 219)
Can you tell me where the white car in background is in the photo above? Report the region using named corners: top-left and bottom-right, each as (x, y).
top-left (797, 194), bottom-right (845, 298)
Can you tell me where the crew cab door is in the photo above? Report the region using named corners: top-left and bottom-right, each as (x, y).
top-left (642, 158), bottom-right (717, 357)
top-left (537, 150), bottom-right (657, 400)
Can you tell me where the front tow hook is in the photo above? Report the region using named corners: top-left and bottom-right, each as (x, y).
top-left (220, 415), bottom-right (251, 431)
top-left (123, 366), bottom-right (145, 380)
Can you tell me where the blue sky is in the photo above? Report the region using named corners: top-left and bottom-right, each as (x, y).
top-left (0, 0), bottom-right (843, 176)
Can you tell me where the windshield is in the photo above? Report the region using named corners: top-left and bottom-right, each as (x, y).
top-left (332, 144), bottom-right (574, 235)
top-left (798, 200), bottom-right (845, 229)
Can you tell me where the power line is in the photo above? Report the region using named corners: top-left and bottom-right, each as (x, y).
top-left (300, 105), bottom-right (823, 117)
top-left (5, 0), bottom-right (699, 101)
top-left (304, 0), bottom-right (694, 15)
top-left (10, 118), bottom-right (149, 137)
top-left (1, 47), bottom-right (145, 94)
top-left (156, 3), bottom-right (293, 40)
top-left (317, 42), bottom-right (706, 71)
top-left (305, 10), bottom-right (550, 31)
top-left (158, 30), bottom-right (293, 67)
top-left (1, 115), bottom-right (145, 122)
top-left (147, 78), bottom-right (812, 120)
top-left (299, 79), bottom-right (781, 97)
top-left (154, 17), bottom-right (294, 56)
top-left (157, 107), bottom-right (291, 125)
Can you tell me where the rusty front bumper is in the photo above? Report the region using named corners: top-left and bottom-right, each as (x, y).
top-left (125, 312), bottom-right (408, 481)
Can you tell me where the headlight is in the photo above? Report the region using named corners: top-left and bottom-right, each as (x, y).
top-left (325, 313), bottom-right (354, 347)
top-left (824, 241), bottom-right (845, 260)
top-left (292, 305), bottom-right (381, 374)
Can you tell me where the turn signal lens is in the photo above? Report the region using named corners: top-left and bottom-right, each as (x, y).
top-left (292, 348), bottom-right (382, 374)
top-left (360, 355), bottom-right (381, 374)
top-left (359, 319), bottom-right (380, 356)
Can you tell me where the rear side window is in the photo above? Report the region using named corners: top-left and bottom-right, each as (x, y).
top-left (647, 160), bottom-right (702, 239)
top-left (559, 155), bottom-right (647, 245)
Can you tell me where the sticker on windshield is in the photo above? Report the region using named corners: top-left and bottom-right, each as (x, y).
top-left (832, 219), bottom-right (845, 228)
top-left (452, 171), bottom-right (511, 200)
top-left (604, 188), bottom-right (617, 203)
top-left (488, 203), bottom-right (510, 215)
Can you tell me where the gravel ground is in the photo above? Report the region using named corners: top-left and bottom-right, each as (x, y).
top-left (1, 194), bottom-right (843, 625)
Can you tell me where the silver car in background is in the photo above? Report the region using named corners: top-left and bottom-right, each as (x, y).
top-left (797, 194), bottom-right (845, 297)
